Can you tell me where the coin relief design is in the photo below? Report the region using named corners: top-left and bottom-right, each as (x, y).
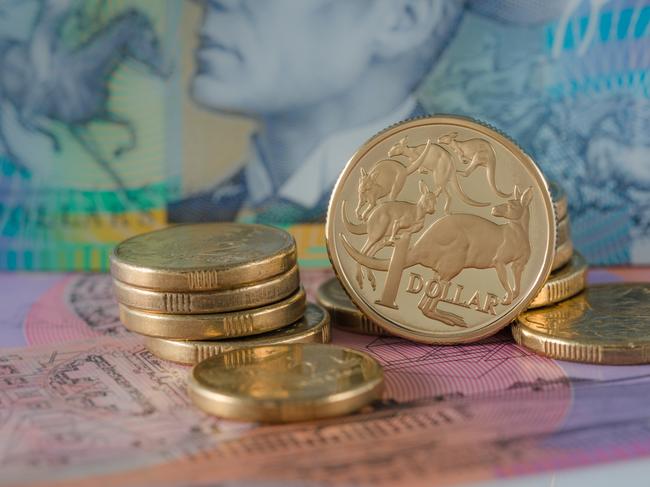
top-left (327, 116), bottom-right (555, 344)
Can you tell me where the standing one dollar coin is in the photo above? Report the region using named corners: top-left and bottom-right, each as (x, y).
top-left (514, 284), bottom-right (650, 364)
top-left (188, 343), bottom-right (384, 422)
top-left (111, 223), bottom-right (296, 291)
top-left (326, 115), bottom-right (556, 344)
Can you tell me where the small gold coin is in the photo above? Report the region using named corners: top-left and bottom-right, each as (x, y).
top-left (327, 115), bottom-right (556, 344)
top-left (528, 252), bottom-right (587, 309)
top-left (113, 266), bottom-right (299, 314)
top-left (188, 343), bottom-right (384, 422)
top-left (552, 238), bottom-right (573, 271)
top-left (549, 180), bottom-right (568, 221)
top-left (146, 303), bottom-right (331, 364)
top-left (110, 223), bottom-right (296, 291)
top-left (514, 284), bottom-right (650, 364)
top-left (119, 288), bottom-right (306, 339)
top-left (317, 277), bottom-right (387, 336)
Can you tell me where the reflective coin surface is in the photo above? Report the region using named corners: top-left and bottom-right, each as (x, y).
top-left (553, 238), bottom-right (573, 271)
top-left (111, 223), bottom-right (296, 291)
top-left (188, 343), bottom-right (384, 422)
top-left (317, 277), bottom-right (387, 336)
top-left (113, 266), bottom-right (299, 314)
top-left (119, 287), bottom-right (306, 339)
top-left (528, 252), bottom-right (587, 309)
top-left (146, 303), bottom-right (330, 364)
top-left (326, 115), bottom-right (556, 344)
top-left (514, 284), bottom-right (650, 364)
top-left (549, 180), bottom-right (568, 222)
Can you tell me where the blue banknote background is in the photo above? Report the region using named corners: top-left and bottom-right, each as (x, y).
top-left (0, 0), bottom-right (648, 268)
top-left (422, 0), bottom-right (650, 264)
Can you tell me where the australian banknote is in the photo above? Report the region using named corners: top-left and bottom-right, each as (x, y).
top-left (2, 267), bottom-right (650, 486)
top-left (0, 0), bottom-right (649, 270)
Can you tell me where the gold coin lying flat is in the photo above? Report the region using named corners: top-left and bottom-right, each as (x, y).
top-left (552, 238), bottom-right (573, 271)
top-left (113, 266), bottom-right (299, 314)
top-left (188, 343), bottom-right (384, 423)
top-left (549, 180), bottom-right (568, 221)
top-left (317, 277), bottom-right (387, 336)
top-left (146, 303), bottom-right (330, 365)
top-left (110, 223), bottom-right (296, 291)
top-left (528, 252), bottom-right (587, 309)
top-left (119, 287), bottom-right (306, 339)
top-left (514, 284), bottom-right (650, 364)
top-left (326, 115), bottom-right (556, 344)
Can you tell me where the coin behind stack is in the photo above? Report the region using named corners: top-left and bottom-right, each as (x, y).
top-left (188, 343), bottom-right (384, 422)
top-left (145, 303), bottom-right (330, 364)
top-left (317, 277), bottom-right (386, 336)
top-left (513, 284), bottom-right (650, 364)
top-left (528, 252), bottom-right (587, 308)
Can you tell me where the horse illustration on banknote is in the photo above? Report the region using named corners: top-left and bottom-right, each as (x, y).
top-left (342, 132), bottom-right (529, 328)
top-left (0, 1), bottom-right (166, 191)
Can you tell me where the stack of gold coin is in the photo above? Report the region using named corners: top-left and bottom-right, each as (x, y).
top-left (110, 223), bottom-right (331, 364)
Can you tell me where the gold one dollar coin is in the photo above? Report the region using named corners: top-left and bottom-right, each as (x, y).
top-left (119, 288), bottom-right (306, 339)
top-left (528, 252), bottom-right (587, 309)
top-left (326, 115), bottom-right (556, 344)
top-left (146, 303), bottom-right (330, 364)
top-left (188, 343), bottom-right (384, 422)
top-left (113, 266), bottom-right (299, 314)
top-left (514, 284), bottom-right (650, 364)
top-left (317, 277), bottom-right (387, 336)
top-left (111, 223), bottom-right (296, 291)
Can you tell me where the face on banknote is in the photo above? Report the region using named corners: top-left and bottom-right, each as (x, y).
top-left (0, 0), bottom-right (649, 270)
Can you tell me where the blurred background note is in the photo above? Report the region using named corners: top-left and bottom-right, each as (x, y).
top-left (1, 0), bottom-right (649, 270)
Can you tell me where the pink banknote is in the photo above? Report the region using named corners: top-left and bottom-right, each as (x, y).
top-left (0, 267), bottom-right (649, 486)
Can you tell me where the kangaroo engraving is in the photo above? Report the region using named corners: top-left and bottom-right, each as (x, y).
top-left (344, 180), bottom-right (439, 290)
top-left (341, 186), bottom-right (533, 328)
top-left (437, 132), bottom-right (512, 199)
top-left (355, 139), bottom-right (432, 220)
top-left (387, 136), bottom-right (489, 214)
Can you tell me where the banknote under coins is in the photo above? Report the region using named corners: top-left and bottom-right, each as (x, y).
top-left (513, 284), bottom-right (650, 365)
top-left (110, 223), bottom-right (297, 291)
top-left (317, 277), bottom-right (387, 336)
top-left (188, 343), bottom-right (384, 423)
top-left (326, 115), bottom-right (556, 344)
top-left (119, 287), bottom-right (307, 339)
top-left (145, 303), bottom-right (331, 365)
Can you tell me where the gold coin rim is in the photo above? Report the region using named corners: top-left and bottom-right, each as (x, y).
top-left (528, 252), bottom-right (587, 309)
top-left (317, 278), bottom-right (387, 336)
top-left (514, 284), bottom-right (650, 365)
top-left (188, 343), bottom-right (384, 422)
top-left (110, 223), bottom-right (297, 291)
top-left (549, 180), bottom-right (568, 221)
top-left (145, 302), bottom-right (331, 364)
top-left (326, 115), bottom-right (556, 344)
top-left (113, 266), bottom-right (300, 314)
top-left (119, 287), bottom-right (306, 339)
top-left (552, 238), bottom-right (574, 271)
